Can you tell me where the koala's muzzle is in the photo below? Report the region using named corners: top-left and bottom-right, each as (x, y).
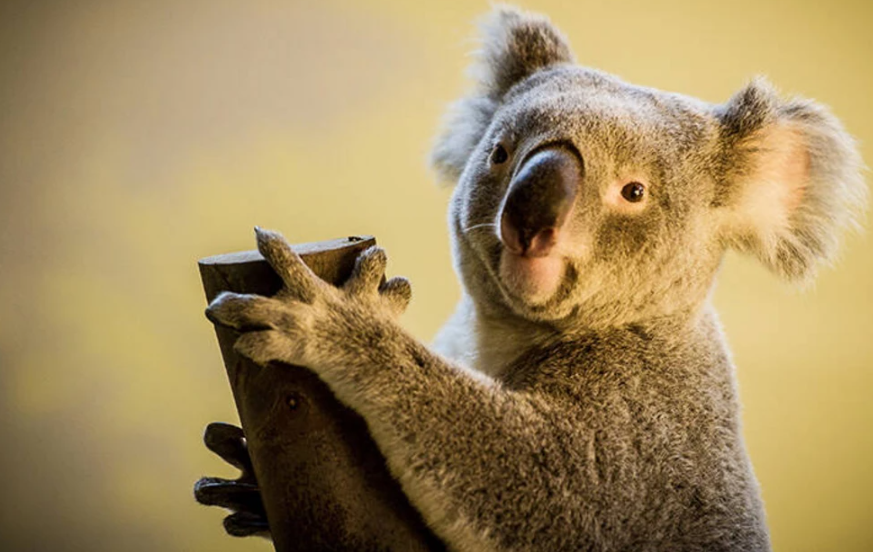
top-left (500, 146), bottom-right (581, 257)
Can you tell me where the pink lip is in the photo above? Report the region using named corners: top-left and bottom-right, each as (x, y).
top-left (499, 250), bottom-right (566, 303)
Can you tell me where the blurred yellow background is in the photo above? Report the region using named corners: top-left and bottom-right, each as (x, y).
top-left (0, 0), bottom-right (870, 550)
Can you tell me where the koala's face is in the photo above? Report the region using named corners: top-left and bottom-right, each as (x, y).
top-left (433, 8), bottom-right (864, 328)
top-left (452, 69), bottom-right (723, 325)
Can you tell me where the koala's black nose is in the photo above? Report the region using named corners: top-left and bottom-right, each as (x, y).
top-left (500, 146), bottom-right (581, 257)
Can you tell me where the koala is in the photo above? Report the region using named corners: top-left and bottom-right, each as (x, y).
top-left (203, 5), bottom-right (865, 551)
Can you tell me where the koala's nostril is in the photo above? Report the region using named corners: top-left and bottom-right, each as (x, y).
top-left (500, 146), bottom-right (581, 257)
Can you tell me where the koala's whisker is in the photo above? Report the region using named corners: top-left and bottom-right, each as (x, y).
top-left (464, 223), bottom-right (498, 234)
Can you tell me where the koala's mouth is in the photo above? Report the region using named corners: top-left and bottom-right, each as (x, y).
top-left (458, 222), bottom-right (578, 320)
top-left (481, 239), bottom-right (578, 318)
top-left (499, 251), bottom-right (566, 305)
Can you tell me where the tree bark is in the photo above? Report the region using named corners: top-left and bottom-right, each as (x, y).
top-left (198, 235), bottom-right (442, 552)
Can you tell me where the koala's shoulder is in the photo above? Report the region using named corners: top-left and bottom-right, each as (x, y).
top-left (503, 317), bottom-right (730, 402)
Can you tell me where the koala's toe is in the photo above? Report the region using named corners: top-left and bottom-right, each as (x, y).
top-left (347, 246), bottom-right (389, 296)
top-left (203, 422), bottom-right (252, 472)
top-left (195, 477), bottom-right (262, 511)
top-left (380, 276), bottom-right (412, 317)
top-left (223, 511), bottom-right (271, 538)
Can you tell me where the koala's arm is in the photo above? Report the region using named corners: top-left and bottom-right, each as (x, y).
top-left (318, 316), bottom-right (558, 550)
top-left (206, 229), bottom-right (571, 552)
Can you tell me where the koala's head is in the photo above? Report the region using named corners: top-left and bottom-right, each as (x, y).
top-left (432, 6), bottom-right (865, 329)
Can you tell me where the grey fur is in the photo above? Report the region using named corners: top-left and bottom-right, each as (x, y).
top-left (207, 6), bottom-right (865, 551)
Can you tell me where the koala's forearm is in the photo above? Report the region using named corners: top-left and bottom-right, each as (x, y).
top-left (311, 318), bottom-right (570, 550)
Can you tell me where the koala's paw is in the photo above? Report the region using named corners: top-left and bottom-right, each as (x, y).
top-left (194, 422), bottom-right (271, 539)
top-left (205, 228), bottom-right (410, 369)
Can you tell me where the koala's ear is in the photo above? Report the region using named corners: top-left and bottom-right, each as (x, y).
top-left (471, 5), bottom-right (574, 99)
top-left (430, 6), bottom-right (574, 183)
top-left (714, 78), bottom-right (866, 282)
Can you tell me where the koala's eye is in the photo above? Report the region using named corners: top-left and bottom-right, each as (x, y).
top-left (490, 144), bottom-right (509, 165)
top-left (620, 182), bottom-right (645, 203)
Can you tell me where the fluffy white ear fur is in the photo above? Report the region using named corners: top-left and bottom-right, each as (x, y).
top-left (716, 78), bottom-right (866, 282)
top-left (430, 6), bottom-right (574, 183)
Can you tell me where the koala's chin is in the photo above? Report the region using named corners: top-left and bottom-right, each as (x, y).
top-left (488, 247), bottom-right (582, 324)
top-left (498, 250), bottom-right (566, 306)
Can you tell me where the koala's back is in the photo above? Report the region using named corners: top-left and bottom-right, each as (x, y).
top-left (492, 309), bottom-right (769, 550)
